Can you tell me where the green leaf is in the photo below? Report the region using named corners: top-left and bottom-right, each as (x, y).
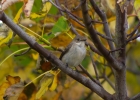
top-left (48, 5), bottom-right (58, 15)
top-left (32, 0), bottom-right (42, 13)
top-left (46, 16), bottom-right (70, 40)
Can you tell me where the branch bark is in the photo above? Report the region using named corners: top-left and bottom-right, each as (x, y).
top-left (0, 11), bottom-right (114, 100)
top-left (80, 0), bottom-right (122, 71)
top-left (89, 0), bottom-right (115, 52)
top-left (114, 1), bottom-right (128, 100)
top-left (130, 93), bottom-right (140, 100)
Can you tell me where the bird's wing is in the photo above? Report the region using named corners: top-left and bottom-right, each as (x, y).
top-left (59, 41), bottom-right (74, 60)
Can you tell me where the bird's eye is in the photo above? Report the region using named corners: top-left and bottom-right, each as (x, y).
top-left (77, 38), bottom-right (80, 41)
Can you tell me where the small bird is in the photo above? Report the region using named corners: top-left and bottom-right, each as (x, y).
top-left (60, 35), bottom-right (87, 68)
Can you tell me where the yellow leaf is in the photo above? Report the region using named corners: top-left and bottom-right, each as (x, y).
top-left (30, 13), bottom-right (46, 19)
top-left (134, 0), bottom-right (140, 19)
top-left (0, 82), bottom-right (10, 100)
top-left (6, 75), bottom-right (21, 85)
top-left (0, 75), bottom-right (21, 100)
top-left (0, 7), bottom-right (23, 46)
top-left (36, 70), bottom-right (60, 99)
top-left (49, 70), bottom-right (60, 91)
top-left (42, 1), bottom-right (52, 13)
top-left (13, 7), bottom-right (23, 23)
top-left (49, 75), bottom-right (58, 91)
top-left (36, 72), bottom-right (54, 99)
top-left (32, 53), bottom-right (39, 60)
top-left (0, 30), bottom-right (13, 46)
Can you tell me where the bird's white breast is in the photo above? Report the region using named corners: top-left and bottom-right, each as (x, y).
top-left (61, 42), bottom-right (86, 67)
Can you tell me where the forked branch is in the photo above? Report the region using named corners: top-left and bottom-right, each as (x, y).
top-left (0, 11), bottom-right (114, 100)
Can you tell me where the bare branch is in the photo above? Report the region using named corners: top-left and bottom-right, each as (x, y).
top-left (127, 34), bottom-right (140, 43)
top-left (127, 68), bottom-right (140, 75)
top-left (73, 1), bottom-right (82, 10)
top-left (79, 64), bottom-right (101, 86)
top-left (80, 0), bottom-right (122, 70)
top-left (0, 11), bottom-right (114, 100)
top-left (96, 31), bottom-right (114, 41)
top-left (130, 93), bottom-right (140, 100)
top-left (114, 0), bottom-right (128, 99)
top-left (14, 47), bottom-right (31, 57)
top-left (49, 0), bottom-right (85, 27)
top-left (104, 75), bottom-right (115, 90)
top-left (86, 41), bottom-right (102, 56)
top-left (88, 49), bottom-right (99, 80)
top-left (101, 72), bottom-right (113, 84)
top-left (126, 21), bottom-right (140, 43)
top-left (127, 21), bottom-right (140, 38)
top-left (70, 24), bottom-right (79, 36)
top-left (109, 48), bottom-right (124, 54)
top-left (89, 0), bottom-right (115, 51)
top-left (84, 91), bottom-right (93, 100)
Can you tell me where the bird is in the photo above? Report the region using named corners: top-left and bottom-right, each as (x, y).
top-left (60, 35), bottom-right (87, 68)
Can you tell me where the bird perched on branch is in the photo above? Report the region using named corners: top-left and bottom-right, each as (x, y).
top-left (60, 35), bottom-right (87, 68)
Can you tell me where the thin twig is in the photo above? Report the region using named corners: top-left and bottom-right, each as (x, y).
top-left (70, 24), bottom-right (79, 36)
top-left (127, 21), bottom-right (140, 38)
top-left (92, 20), bottom-right (106, 24)
top-left (55, 0), bottom-right (81, 36)
top-left (62, 6), bottom-right (83, 21)
top-left (49, 0), bottom-right (85, 27)
top-left (83, 91), bottom-right (93, 100)
top-left (101, 72), bottom-right (113, 84)
top-left (73, 2), bottom-right (82, 10)
top-left (49, 0), bottom-right (65, 12)
top-left (96, 31), bottom-right (114, 41)
top-left (127, 34), bottom-right (140, 43)
top-left (130, 93), bottom-right (140, 100)
top-left (55, 0), bottom-right (64, 15)
top-left (14, 47), bottom-right (31, 57)
top-left (63, 6), bottom-right (85, 27)
top-left (89, 0), bottom-right (115, 51)
top-left (127, 68), bottom-right (140, 75)
top-left (79, 64), bottom-right (102, 87)
top-left (67, 13), bottom-right (85, 27)
top-left (109, 48), bottom-right (124, 54)
top-left (100, 66), bottom-right (115, 90)
top-left (126, 21), bottom-right (140, 43)
top-left (88, 49), bottom-right (99, 80)
top-left (86, 41), bottom-right (102, 56)
top-left (104, 75), bottom-right (115, 90)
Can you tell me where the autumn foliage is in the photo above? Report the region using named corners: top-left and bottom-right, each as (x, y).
top-left (0, 0), bottom-right (140, 100)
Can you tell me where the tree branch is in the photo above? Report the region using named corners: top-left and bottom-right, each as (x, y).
top-left (79, 64), bottom-right (101, 86)
top-left (49, 0), bottom-right (85, 27)
top-left (80, 0), bottom-right (122, 71)
top-left (114, 1), bottom-right (128, 100)
top-left (88, 49), bottom-right (99, 80)
top-left (130, 93), bottom-right (140, 100)
top-left (127, 68), bottom-right (140, 75)
top-left (127, 34), bottom-right (140, 43)
top-left (127, 21), bottom-right (140, 38)
top-left (96, 31), bottom-right (114, 42)
top-left (0, 11), bottom-right (114, 100)
top-left (89, 0), bottom-right (115, 52)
